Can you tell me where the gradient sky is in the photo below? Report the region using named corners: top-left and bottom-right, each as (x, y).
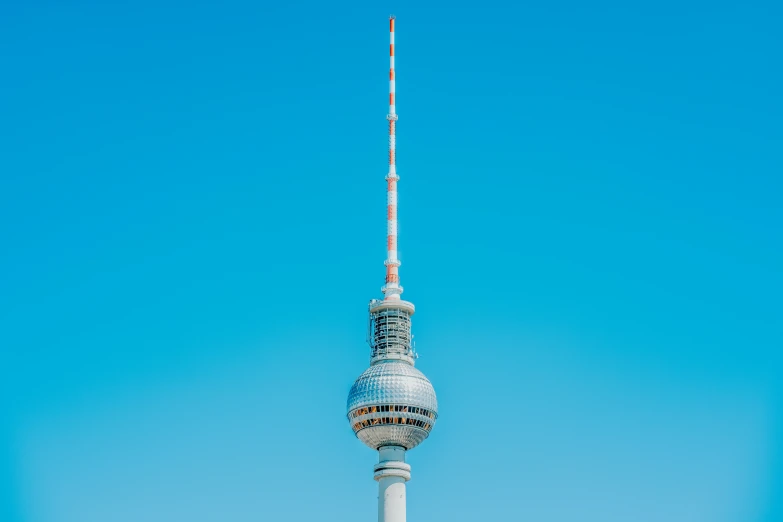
top-left (1, 1), bottom-right (781, 521)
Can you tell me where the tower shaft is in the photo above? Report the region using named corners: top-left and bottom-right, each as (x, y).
top-left (375, 446), bottom-right (410, 522)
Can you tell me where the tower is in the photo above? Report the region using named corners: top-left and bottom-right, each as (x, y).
top-left (347, 16), bottom-right (438, 522)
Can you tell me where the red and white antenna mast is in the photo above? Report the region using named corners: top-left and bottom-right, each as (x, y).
top-left (383, 15), bottom-right (401, 301)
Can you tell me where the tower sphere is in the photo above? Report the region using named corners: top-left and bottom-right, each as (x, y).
top-left (347, 361), bottom-right (438, 450)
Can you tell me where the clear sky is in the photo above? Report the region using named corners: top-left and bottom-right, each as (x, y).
top-left (1, 1), bottom-right (781, 521)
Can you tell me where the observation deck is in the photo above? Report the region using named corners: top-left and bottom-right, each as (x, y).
top-left (368, 299), bottom-right (416, 365)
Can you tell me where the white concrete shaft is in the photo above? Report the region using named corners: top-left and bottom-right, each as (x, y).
top-left (378, 476), bottom-right (406, 522)
top-left (374, 446), bottom-right (410, 522)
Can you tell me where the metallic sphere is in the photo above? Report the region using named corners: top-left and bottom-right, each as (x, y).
top-left (346, 361), bottom-right (438, 450)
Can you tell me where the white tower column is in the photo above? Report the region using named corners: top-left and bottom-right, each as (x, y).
top-left (374, 446), bottom-right (410, 522)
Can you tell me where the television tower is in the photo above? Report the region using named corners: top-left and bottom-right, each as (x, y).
top-left (347, 16), bottom-right (438, 522)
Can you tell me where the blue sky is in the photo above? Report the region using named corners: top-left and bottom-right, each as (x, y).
top-left (1, 1), bottom-right (781, 521)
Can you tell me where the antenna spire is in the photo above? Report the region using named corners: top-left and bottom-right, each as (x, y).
top-left (383, 15), bottom-right (402, 300)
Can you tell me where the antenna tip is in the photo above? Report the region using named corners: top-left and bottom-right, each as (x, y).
top-left (390, 14), bottom-right (396, 20)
